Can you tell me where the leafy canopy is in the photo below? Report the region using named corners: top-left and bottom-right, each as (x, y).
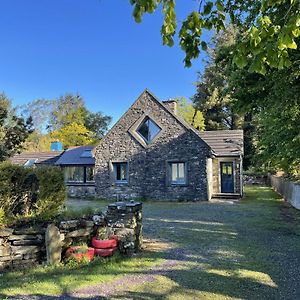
top-left (129, 0), bottom-right (300, 74)
top-left (176, 97), bottom-right (205, 131)
top-left (19, 93), bottom-right (112, 150)
top-left (0, 93), bottom-right (33, 161)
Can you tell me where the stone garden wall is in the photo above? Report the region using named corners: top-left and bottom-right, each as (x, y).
top-left (0, 201), bottom-right (142, 271)
top-left (0, 227), bottom-right (46, 270)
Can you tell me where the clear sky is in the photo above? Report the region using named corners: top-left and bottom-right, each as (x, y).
top-left (0, 0), bottom-right (208, 123)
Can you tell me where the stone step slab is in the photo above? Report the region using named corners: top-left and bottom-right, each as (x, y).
top-left (0, 228), bottom-right (13, 237)
top-left (14, 227), bottom-right (45, 235)
top-left (12, 239), bottom-right (43, 246)
top-left (65, 228), bottom-right (93, 238)
top-left (59, 220), bottom-right (80, 230)
top-left (11, 245), bottom-right (40, 255)
top-left (8, 234), bottom-right (43, 241)
top-left (0, 246), bottom-right (11, 256)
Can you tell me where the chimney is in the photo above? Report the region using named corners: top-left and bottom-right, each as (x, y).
top-left (162, 99), bottom-right (177, 115)
top-left (50, 141), bottom-right (63, 151)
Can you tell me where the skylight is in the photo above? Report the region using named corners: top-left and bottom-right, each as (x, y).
top-left (80, 150), bottom-right (93, 158)
top-left (24, 159), bottom-right (37, 167)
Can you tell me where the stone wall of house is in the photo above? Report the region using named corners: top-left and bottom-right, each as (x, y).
top-left (0, 202), bottom-right (142, 271)
top-left (67, 185), bottom-right (96, 198)
top-left (94, 91), bottom-right (211, 201)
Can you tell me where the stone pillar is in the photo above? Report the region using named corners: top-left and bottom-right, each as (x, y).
top-left (106, 201), bottom-right (143, 255)
top-left (45, 224), bottom-right (61, 265)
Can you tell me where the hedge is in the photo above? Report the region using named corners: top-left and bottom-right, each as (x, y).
top-left (0, 162), bottom-right (66, 225)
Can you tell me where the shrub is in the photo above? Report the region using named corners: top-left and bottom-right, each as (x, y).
top-left (0, 162), bottom-right (66, 225)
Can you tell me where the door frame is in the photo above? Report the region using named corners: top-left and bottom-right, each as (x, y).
top-left (219, 161), bottom-right (235, 193)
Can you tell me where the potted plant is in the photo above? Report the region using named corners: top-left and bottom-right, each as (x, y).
top-left (65, 244), bottom-right (95, 262)
top-left (92, 227), bottom-right (118, 257)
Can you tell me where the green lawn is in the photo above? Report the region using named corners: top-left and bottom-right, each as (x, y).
top-left (1, 185), bottom-right (300, 299)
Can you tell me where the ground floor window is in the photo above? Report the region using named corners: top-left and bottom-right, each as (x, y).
top-left (113, 162), bottom-right (128, 183)
top-left (170, 162), bottom-right (187, 185)
top-left (64, 166), bottom-right (94, 184)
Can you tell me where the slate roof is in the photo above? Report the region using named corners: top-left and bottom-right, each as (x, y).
top-left (198, 130), bottom-right (244, 156)
top-left (55, 146), bottom-right (95, 165)
top-left (10, 151), bottom-right (64, 166)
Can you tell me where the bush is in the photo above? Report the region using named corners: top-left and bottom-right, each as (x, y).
top-left (0, 162), bottom-right (66, 225)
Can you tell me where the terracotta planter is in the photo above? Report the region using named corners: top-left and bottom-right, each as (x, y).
top-left (92, 236), bottom-right (118, 249)
top-left (65, 246), bottom-right (95, 262)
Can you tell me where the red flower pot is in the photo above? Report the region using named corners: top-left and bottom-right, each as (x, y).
top-left (65, 246), bottom-right (95, 262)
top-left (94, 246), bottom-right (118, 257)
top-left (92, 236), bottom-right (118, 249)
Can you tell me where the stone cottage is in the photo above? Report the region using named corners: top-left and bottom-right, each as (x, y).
top-left (94, 89), bottom-right (243, 201)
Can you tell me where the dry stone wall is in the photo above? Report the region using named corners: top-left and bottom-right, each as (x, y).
top-left (0, 227), bottom-right (46, 270)
top-left (0, 201), bottom-right (142, 271)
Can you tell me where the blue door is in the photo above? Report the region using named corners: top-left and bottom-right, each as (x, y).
top-left (220, 162), bottom-right (234, 193)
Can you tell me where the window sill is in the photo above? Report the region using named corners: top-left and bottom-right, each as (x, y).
top-left (170, 183), bottom-right (188, 187)
top-left (114, 181), bottom-right (128, 185)
top-left (66, 182), bottom-right (95, 186)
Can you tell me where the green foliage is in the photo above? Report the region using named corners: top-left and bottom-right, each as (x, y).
top-left (21, 93), bottom-right (112, 150)
top-left (128, 0), bottom-right (299, 73)
top-left (50, 122), bottom-right (95, 148)
top-left (207, 26), bottom-right (300, 176)
top-left (0, 162), bottom-right (66, 225)
top-left (0, 93), bottom-right (33, 161)
top-left (193, 26), bottom-right (242, 130)
top-left (176, 97), bottom-right (205, 131)
top-left (34, 166), bottom-right (66, 221)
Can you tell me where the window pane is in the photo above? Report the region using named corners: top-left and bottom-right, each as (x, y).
top-left (137, 119), bottom-right (149, 141)
top-left (171, 164), bottom-right (177, 182)
top-left (171, 162), bottom-right (186, 184)
top-left (113, 163), bottom-right (128, 182)
top-left (86, 167), bottom-right (94, 182)
top-left (148, 119), bottom-right (161, 141)
top-left (178, 163), bottom-right (185, 178)
top-left (137, 117), bottom-right (161, 143)
top-left (64, 167), bottom-right (84, 182)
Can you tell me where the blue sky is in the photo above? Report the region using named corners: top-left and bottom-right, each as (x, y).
top-left (0, 0), bottom-right (208, 123)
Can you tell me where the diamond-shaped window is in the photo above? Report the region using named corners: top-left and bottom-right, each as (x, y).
top-left (137, 117), bottom-right (161, 144)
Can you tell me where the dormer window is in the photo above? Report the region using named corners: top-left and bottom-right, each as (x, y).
top-left (137, 117), bottom-right (161, 144)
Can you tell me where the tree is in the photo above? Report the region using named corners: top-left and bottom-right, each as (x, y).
top-left (19, 99), bottom-right (53, 133)
top-left (176, 97), bottom-right (205, 131)
top-left (84, 111), bottom-right (112, 139)
top-left (0, 93), bottom-right (33, 161)
top-left (128, 0), bottom-right (300, 73)
top-left (192, 26), bottom-right (241, 130)
top-left (48, 93), bottom-right (86, 131)
top-left (21, 93), bottom-right (112, 150)
top-left (192, 26), bottom-right (258, 170)
top-left (50, 122), bottom-right (95, 148)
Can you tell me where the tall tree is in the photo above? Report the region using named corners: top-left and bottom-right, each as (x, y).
top-left (0, 93), bottom-right (33, 161)
top-left (176, 97), bottom-right (205, 131)
top-left (48, 93), bottom-right (86, 131)
top-left (193, 26), bottom-right (241, 130)
top-left (84, 111), bottom-right (112, 139)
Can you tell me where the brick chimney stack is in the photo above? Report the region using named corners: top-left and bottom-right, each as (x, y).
top-left (162, 99), bottom-right (177, 115)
